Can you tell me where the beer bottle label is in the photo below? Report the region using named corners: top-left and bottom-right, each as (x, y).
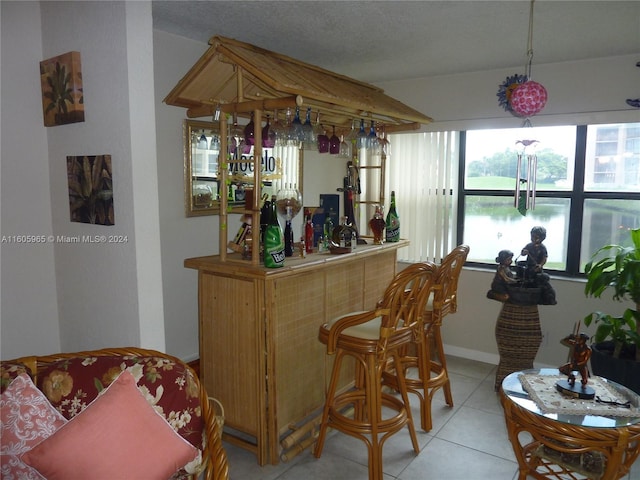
top-left (264, 225), bottom-right (285, 268)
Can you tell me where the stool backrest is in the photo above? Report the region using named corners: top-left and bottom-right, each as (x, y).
top-left (429, 245), bottom-right (470, 322)
top-left (378, 262), bottom-right (439, 345)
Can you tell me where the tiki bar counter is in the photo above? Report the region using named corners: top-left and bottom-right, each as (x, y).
top-left (185, 240), bottom-right (409, 465)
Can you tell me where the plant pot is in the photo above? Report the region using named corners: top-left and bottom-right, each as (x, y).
top-left (589, 341), bottom-right (640, 394)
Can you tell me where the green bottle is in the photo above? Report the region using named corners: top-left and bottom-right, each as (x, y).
top-left (385, 191), bottom-right (400, 242)
top-left (264, 195), bottom-right (285, 268)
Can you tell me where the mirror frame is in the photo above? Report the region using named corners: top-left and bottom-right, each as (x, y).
top-left (184, 119), bottom-right (221, 216)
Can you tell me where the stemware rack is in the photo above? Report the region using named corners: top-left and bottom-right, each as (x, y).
top-left (165, 35), bottom-right (432, 264)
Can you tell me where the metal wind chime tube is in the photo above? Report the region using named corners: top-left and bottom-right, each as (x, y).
top-left (515, 154), bottom-right (522, 208)
top-left (515, 146), bottom-right (538, 212)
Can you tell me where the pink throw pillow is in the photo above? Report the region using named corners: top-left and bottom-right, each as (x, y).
top-left (22, 370), bottom-right (198, 480)
top-left (1, 373), bottom-right (67, 479)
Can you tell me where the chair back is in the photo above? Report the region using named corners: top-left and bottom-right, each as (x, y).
top-left (430, 245), bottom-right (470, 320)
top-left (378, 262), bottom-right (439, 345)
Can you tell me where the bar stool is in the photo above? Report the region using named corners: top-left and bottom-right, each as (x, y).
top-left (314, 262), bottom-right (438, 480)
top-left (384, 245), bottom-right (469, 432)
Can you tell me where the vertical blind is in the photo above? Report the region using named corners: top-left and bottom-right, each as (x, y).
top-left (386, 131), bottom-right (459, 263)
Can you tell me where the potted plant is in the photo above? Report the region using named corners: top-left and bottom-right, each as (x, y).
top-left (583, 227), bottom-right (640, 393)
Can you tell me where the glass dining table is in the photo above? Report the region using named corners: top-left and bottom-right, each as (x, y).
top-left (500, 368), bottom-right (640, 480)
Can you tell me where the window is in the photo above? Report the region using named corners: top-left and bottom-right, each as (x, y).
top-left (460, 123), bottom-right (640, 275)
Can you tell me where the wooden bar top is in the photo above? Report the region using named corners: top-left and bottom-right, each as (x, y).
top-left (184, 239), bottom-right (409, 279)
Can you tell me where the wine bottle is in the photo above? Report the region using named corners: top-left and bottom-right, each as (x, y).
top-left (259, 193), bottom-right (271, 245)
top-left (385, 191), bottom-right (400, 243)
top-left (264, 195), bottom-right (285, 268)
top-left (284, 220), bottom-right (294, 257)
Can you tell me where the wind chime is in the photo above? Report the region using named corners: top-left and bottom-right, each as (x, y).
top-left (514, 139), bottom-right (539, 215)
top-left (497, 0), bottom-right (548, 215)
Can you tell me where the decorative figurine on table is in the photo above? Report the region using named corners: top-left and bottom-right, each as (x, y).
top-left (486, 250), bottom-right (519, 302)
top-left (519, 226), bottom-right (557, 305)
top-left (556, 324), bottom-right (595, 399)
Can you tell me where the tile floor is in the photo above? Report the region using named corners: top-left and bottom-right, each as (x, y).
top-left (221, 356), bottom-right (640, 480)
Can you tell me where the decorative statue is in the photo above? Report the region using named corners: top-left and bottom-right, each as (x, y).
top-left (486, 250), bottom-right (519, 302)
top-left (559, 333), bottom-right (592, 388)
top-left (556, 327), bottom-right (595, 399)
top-left (519, 226), bottom-right (557, 305)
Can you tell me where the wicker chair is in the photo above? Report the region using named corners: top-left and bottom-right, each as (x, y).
top-left (384, 245), bottom-right (470, 432)
top-left (314, 262), bottom-right (439, 480)
top-left (1, 347), bottom-right (229, 480)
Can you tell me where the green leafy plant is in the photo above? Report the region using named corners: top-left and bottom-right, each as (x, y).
top-left (583, 228), bottom-right (640, 360)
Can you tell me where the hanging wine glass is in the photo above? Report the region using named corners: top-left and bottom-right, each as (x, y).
top-left (198, 130), bottom-right (209, 150)
top-left (229, 112), bottom-right (244, 156)
top-left (302, 107), bottom-right (316, 150)
top-left (338, 134), bottom-right (351, 158)
top-left (366, 120), bottom-right (381, 154)
top-left (262, 115), bottom-right (275, 148)
top-left (288, 106), bottom-right (304, 146)
top-left (313, 111), bottom-right (325, 147)
top-left (329, 125), bottom-right (340, 154)
top-left (244, 112), bottom-right (255, 146)
top-left (377, 123), bottom-right (390, 156)
top-left (356, 118), bottom-right (367, 150)
top-left (345, 119), bottom-right (358, 156)
top-left (270, 109), bottom-right (286, 146)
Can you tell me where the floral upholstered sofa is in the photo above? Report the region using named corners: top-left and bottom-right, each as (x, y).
top-left (0, 347), bottom-right (229, 480)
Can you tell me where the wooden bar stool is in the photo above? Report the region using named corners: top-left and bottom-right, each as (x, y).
top-left (384, 245), bottom-right (469, 432)
top-left (314, 262), bottom-right (438, 480)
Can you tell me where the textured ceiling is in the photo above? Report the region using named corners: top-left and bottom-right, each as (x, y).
top-left (152, 1), bottom-right (640, 83)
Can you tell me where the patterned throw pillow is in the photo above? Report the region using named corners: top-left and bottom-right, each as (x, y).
top-left (0, 373), bottom-right (68, 480)
top-left (0, 361), bottom-right (30, 394)
top-left (34, 354), bottom-right (205, 477)
top-left (35, 354), bottom-right (204, 450)
top-left (22, 370), bottom-right (199, 480)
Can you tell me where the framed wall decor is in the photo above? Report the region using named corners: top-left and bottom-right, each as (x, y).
top-left (67, 155), bottom-right (114, 225)
top-left (40, 51), bottom-right (84, 127)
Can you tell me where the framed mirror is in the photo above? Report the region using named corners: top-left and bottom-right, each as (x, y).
top-left (184, 118), bottom-right (302, 217)
top-left (184, 119), bottom-right (220, 216)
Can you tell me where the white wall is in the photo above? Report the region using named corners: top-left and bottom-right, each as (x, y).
top-left (1, 1), bottom-right (61, 358)
top-left (1, 1), bottom-right (164, 359)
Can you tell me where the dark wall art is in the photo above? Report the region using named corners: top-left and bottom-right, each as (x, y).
top-left (67, 155), bottom-right (114, 225)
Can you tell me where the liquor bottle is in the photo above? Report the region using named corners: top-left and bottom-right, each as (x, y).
top-left (385, 191), bottom-right (400, 243)
top-left (324, 209), bottom-right (335, 241)
top-left (259, 193), bottom-right (271, 245)
top-left (284, 219), bottom-right (294, 257)
top-left (369, 205), bottom-right (386, 245)
top-left (304, 211), bottom-right (314, 253)
top-left (264, 195), bottom-right (285, 268)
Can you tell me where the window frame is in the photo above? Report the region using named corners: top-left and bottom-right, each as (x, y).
top-left (457, 124), bottom-right (640, 277)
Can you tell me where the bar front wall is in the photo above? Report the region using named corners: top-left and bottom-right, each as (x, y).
top-left (185, 240), bottom-right (407, 464)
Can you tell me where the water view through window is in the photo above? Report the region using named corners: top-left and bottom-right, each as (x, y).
top-left (462, 124), bottom-right (639, 273)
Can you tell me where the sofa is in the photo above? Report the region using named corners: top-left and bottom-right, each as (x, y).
top-left (0, 347), bottom-right (229, 480)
